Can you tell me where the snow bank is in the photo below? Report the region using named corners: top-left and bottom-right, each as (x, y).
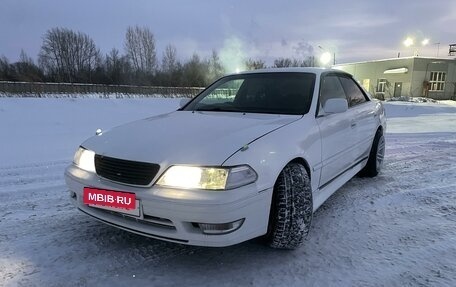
top-left (384, 101), bottom-right (456, 133)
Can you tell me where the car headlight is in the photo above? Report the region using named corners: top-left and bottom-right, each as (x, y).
top-left (73, 147), bottom-right (96, 173)
top-left (156, 165), bottom-right (257, 190)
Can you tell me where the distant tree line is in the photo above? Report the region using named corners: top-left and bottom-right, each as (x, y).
top-left (0, 26), bottom-right (316, 87)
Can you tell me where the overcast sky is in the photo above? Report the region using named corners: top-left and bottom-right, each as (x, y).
top-left (1, 0), bottom-right (455, 67)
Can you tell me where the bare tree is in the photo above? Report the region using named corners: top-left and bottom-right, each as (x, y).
top-left (291, 56), bottom-right (315, 67)
top-left (162, 45), bottom-right (178, 73)
top-left (19, 50), bottom-right (33, 65)
top-left (0, 55), bottom-right (11, 80)
top-left (273, 58), bottom-right (293, 68)
top-left (160, 44), bottom-right (183, 86)
top-left (273, 57), bottom-right (314, 68)
top-left (106, 48), bottom-right (121, 71)
top-left (245, 58), bottom-right (266, 70)
top-left (13, 50), bottom-right (43, 81)
top-left (38, 27), bottom-right (100, 82)
top-left (207, 50), bottom-right (224, 82)
top-left (125, 26), bottom-right (157, 77)
top-left (182, 53), bottom-right (209, 87)
top-left (104, 48), bottom-right (131, 84)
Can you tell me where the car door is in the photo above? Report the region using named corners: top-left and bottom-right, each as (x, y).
top-left (316, 74), bottom-right (358, 188)
top-left (338, 76), bottom-right (377, 162)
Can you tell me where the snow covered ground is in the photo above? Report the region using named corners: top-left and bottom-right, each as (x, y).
top-left (1, 97), bottom-right (455, 286)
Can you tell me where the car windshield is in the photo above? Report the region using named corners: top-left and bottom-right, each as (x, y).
top-left (183, 72), bottom-right (316, 115)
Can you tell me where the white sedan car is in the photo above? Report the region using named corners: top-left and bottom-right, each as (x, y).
top-left (65, 68), bottom-right (386, 249)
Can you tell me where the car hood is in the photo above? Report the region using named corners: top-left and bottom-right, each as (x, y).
top-left (82, 111), bottom-right (300, 166)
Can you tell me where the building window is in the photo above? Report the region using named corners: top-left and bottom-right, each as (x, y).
top-left (429, 72), bottom-right (446, 91)
top-left (376, 78), bottom-right (387, 93)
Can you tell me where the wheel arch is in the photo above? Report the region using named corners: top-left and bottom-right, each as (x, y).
top-left (287, 157), bottom-right (312, 181)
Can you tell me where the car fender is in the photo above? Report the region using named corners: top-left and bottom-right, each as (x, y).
top-left (222, 114), bottom-right (322, 194)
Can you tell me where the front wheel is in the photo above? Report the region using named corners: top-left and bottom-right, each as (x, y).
top-left (265, 162), bottom-right (313, 249)
top-left (359, 130), bottom-right (385, 177)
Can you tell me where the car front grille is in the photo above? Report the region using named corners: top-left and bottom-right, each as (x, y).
top-left (94, 154), bottom-right (160, 186)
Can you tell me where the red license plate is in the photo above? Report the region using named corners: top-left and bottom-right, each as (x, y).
top-left (83, 187), bottom-right (136, 210)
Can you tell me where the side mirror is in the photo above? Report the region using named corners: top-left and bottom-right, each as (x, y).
top-left (179, 98), bottom-right (190, 108)
top-left (323, 98), bottom-right (348, 114)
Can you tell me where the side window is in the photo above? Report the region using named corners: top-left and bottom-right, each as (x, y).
top-left (320, 75), bottom-right (347, 107)
top-left (339, 76), bottom-right (368, 107)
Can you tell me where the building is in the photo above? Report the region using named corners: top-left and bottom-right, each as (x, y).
top-left (334, 57), bottom-right (456, 100)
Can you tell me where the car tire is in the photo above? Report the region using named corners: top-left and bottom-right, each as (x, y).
top-left (359, 130), bottom-right (385, 177)
top-left (265, 162), bottom-right (313, 249)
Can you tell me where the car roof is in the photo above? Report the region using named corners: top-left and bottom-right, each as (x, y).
top-left (232, 67), bottom-right (351, 77)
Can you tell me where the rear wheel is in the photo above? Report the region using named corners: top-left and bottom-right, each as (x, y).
top-left (359, 130), bottom-right (385, 177)
top-left (265, 162), bottom-right (313, 249)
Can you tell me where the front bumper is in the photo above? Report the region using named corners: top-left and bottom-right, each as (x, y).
top-left (64, 165), bottom-right (273, 247)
